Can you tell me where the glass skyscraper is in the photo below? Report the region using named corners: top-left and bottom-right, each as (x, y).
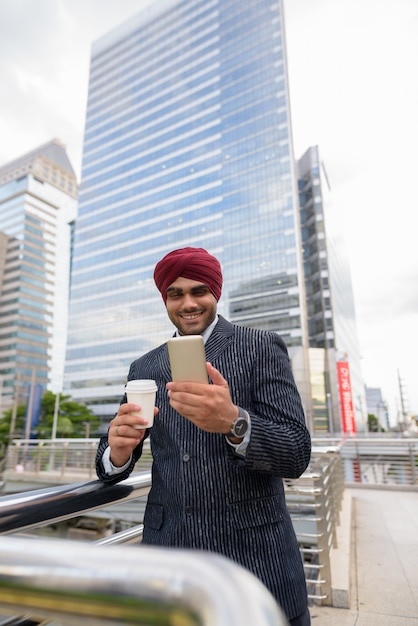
top-left (0, 140), bottom-right (77, 414)
top-left (64, 0), bottom-right (313, 428)
top-left (298, 146), bottom-right (366, 432)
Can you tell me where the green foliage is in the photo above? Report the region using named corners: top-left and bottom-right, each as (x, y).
top-left (367, 413), bottom-right (385, 433)
top-left (0, 405), bottom-right (26, 453)
top-left (0, 391), bottom-right (100, 456)
top-left (36, 391), bottom-right (100, 438)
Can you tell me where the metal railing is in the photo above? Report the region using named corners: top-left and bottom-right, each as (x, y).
top-left (1, 434), bottom-right (416, 622)
top-left (1, 441), bottom-right (346, 609)
top-left (0, 471), bottom-right (288, 625)
top-left (313, 436), bottom-right (418, 486)
top-left (4, 436), bottom-right (417, 489)
top-left (2, 438), bottom-right (152, 487)
top-left (284, 451), bottom-right (345, 604)
top-left (0, 472), bottom-right (151, 536)
top-left (0, 534), bottom-right (288, 625)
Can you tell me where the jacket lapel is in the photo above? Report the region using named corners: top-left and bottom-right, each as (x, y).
top-left (157, 341), bottom-right (172, 381)
top-left (204, 315), bottom-right (235, 362)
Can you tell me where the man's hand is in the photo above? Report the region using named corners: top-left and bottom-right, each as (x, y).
top-left (166, 362), bottom-right (239, 433)
top-left (108, 403), bottom-right (158, 467)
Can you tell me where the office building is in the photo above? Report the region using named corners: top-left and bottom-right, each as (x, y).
top-left (0, 140), bottom-right (77, 414)
top-left (298, 146), bottom-right (367, 433)
top-left (65, 0), bottom-right (310, 420)
top-left (366, 386), bottom-right (388, 430)
top-left (64, 0), bottom-right (314, 428)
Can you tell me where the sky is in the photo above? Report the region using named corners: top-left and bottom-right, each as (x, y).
top-left (0, 0), bottom-right (417, 423)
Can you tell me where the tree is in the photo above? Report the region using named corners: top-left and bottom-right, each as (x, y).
top-left (0, 404), bottom-right (26, 454)
top-left (0, 391), bottom-right (100, 456)
top-left (367, 413), bottom-right (385, 433)
top-left (36, 391), bottom-right (100, 439)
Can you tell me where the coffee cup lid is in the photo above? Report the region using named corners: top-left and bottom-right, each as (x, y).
top-left (125, 379), bottom-right (157, 391)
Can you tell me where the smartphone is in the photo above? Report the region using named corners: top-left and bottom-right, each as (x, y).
top-left (167, 335), bottom-right (208, 384)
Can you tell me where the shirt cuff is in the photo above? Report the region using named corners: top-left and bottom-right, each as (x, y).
top-left (102, 445), bottom-right (132, 475)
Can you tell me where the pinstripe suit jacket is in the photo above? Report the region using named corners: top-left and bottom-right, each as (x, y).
top-left (96, 315), bottom-right (311, 619)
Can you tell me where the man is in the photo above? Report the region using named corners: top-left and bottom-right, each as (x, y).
top-left (96, 247), bottom-right (311, 625)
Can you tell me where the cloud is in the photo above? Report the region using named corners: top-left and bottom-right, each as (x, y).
top-left (0, 0), bottom-right (151, 174)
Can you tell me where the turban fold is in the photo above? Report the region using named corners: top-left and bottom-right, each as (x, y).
top-left (154, 247), bottom-right (223, 303)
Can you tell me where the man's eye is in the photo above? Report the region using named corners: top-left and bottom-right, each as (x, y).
top-left (193, 288), bottom-right (210, 296)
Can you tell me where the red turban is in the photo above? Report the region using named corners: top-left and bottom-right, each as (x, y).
top-left (154, 247), bottom-right (223, 303)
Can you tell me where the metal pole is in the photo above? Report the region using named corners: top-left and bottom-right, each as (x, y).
top-left (326, 392), bottom-right (334, 437)
top-left (52, 393), bottom-right (60, 439)
top-left (9, 372), bottom-right (21, 440)
top-left (24, 369), bottom-right (36, 441)
top-left (49, 393), bottom-right (60, 471)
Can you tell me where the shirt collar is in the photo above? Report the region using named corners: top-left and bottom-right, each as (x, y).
top-left (201, 315), bottom-right (219, 344)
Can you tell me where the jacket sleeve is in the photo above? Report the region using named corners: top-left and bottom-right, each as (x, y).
top-left (95, 430), bottom-right (146, 484)
top-left (225, 331), bottom-right (311, 478)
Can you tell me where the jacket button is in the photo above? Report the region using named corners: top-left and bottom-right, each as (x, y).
top-left (185, 506), bottom-right (193, 516)
top-left (183, 453), bottom-right (190, 462)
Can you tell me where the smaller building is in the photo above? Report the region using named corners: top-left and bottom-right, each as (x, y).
top-left (366, 386), bottom-right (389, 430)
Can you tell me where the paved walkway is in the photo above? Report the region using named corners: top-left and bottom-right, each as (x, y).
top-left (309, 487), bottom-right (418, 625)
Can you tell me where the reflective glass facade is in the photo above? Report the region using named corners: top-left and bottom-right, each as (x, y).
top-left (298, 146), bottom-right (367, 432)
top-left (64, 0), bottom-right (311, 424)
top-left (0, 141), bottom-right (77, 410)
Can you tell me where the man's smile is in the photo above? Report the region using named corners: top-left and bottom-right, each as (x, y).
top-left (180, 312), bottom-right (203, 320)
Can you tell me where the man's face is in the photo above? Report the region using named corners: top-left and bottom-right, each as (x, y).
top-left (165, 276), bottom-right (217, 335)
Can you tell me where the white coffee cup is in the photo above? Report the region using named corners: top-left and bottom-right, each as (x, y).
top-left (125, 379), bottom-right (157, 428)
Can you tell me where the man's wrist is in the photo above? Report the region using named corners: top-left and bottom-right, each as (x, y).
top-left (102, 446), bottom-right (132, 476)
top-left (109, 450), bottom-right (130, 467)
top-left (227, 407), bottom-right (249, 442)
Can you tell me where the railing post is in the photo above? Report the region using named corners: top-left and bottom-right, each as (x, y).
top-left (409, 442), bottom-right (417, 485)
top-left (61, 442), bottom-right (68, 477)
top-left (35, 441), bottom-right (43, 474)
top-left (89, 441), bottom-right (96, 478)
top-left (353, 441), bottom-right (361, 482)
top-left (311, 467), bottom-right (333, 606)
top-left (324, 455), bottom-right (340, 548)
top-left (10, 441), bottom-right (20, 471)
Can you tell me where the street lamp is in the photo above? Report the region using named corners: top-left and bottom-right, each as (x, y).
top-left (326, 392), bottom-right (334, 436)
top-left (51, 393), bottom-right (60, 440)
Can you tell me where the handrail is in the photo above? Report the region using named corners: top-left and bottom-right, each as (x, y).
top-left (1, 435), bottom-right (415, 619)
top-left (0, 454), bottom-right (345, 607)
top-left (0, 472), bottom-right (151, 535)
top-left (95, 522), bottom-right (144, 545)
top-left (0, 472), bottom-right (289, 624)
top-left (0, 535), bottom-right (289, 625)
top-left (3, 436), bottom-right (417, 489)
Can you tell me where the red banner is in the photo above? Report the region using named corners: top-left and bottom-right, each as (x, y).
top-left (337, 361), bottom-right (357, 435)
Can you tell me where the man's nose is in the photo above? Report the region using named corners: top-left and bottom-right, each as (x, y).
top-left (182, 293), bottom-right (198, 308)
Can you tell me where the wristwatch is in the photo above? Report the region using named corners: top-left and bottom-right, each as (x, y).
top-left (229, 407), bottom-right (249, 438)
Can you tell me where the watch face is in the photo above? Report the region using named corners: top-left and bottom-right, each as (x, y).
top-left (233, 417), bottom-right (248, 437)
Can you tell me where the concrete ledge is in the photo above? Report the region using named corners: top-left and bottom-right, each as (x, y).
top-left (329, 489), bottom-right (352, 608)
